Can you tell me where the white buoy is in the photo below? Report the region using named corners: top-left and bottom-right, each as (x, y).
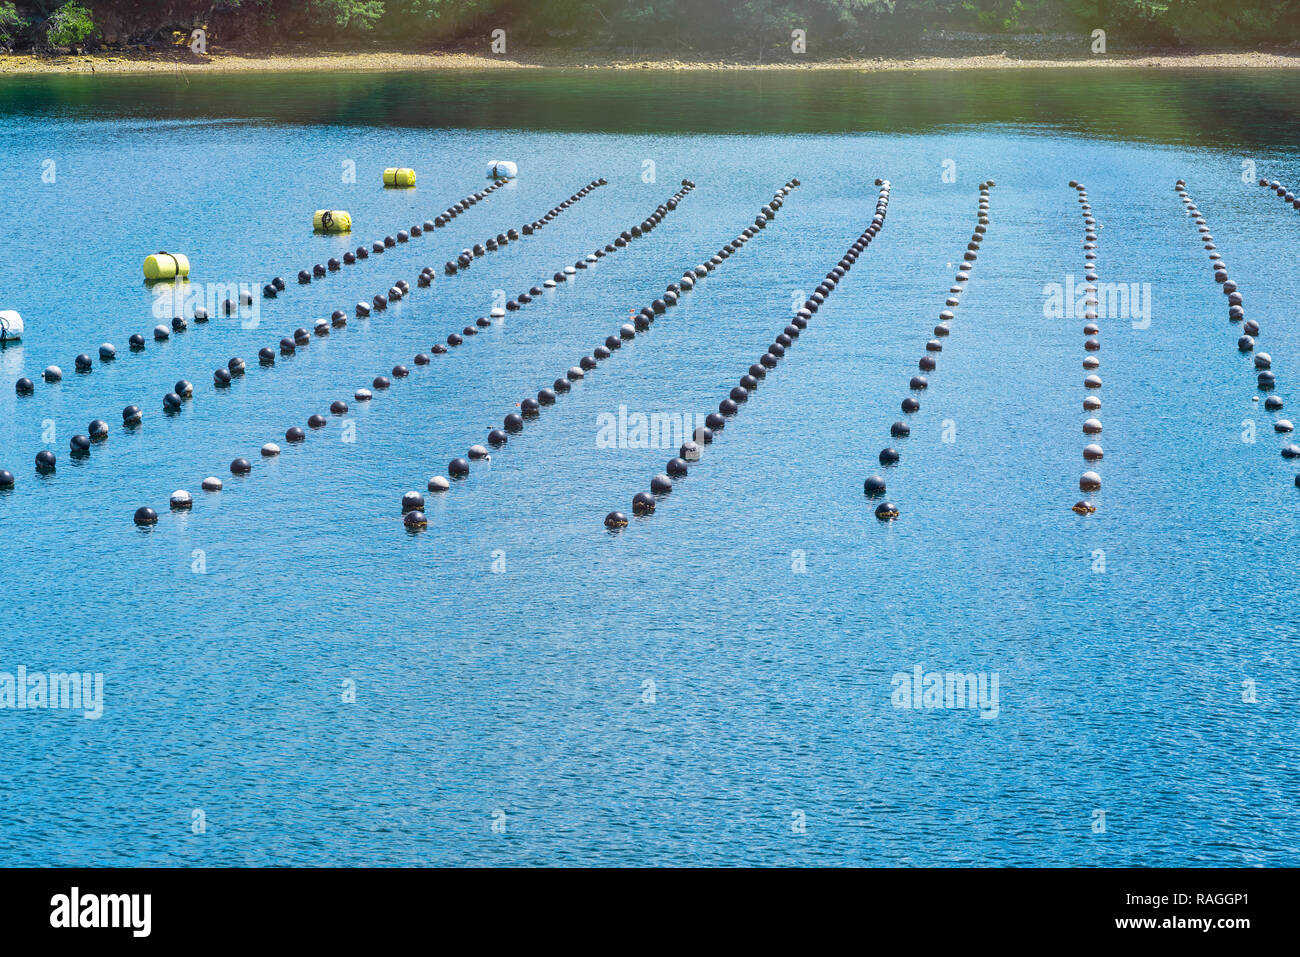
top-left (0, 310), bottom-right (22, 343)
top-left (486, 160), bottom-right (518, 180)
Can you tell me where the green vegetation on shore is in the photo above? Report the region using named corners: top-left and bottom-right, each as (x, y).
top-left (2, 1), bottom-right (1298, 54)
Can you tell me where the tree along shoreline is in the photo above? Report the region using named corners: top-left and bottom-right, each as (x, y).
top-left (4, 2), bottom-right (1300, 59)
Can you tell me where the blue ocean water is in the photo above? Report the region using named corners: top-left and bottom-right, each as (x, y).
top-left (0, 69), bottom-right (1298, 866)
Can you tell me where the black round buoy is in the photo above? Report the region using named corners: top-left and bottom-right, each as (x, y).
top-left (0, 470), bottom-right (13, 490)
top-left (650, 474), bottom-right (673, 494)
top-left (15, 377), bottom-right (33, 395)
top-left (286, 426), bottom-right (306, 443)
top-left (880, 448), bottom-right (900, 466)
top-left (330, 400), bottom-right (348, 415)
top-left (488, 429), bottom-right (508, 447)
top-left (449, 457), bottom-right (470, 477)
top-left (308, 414), bottom-right (327, 429)
top-left (35, 450), bottom-right (56, 473)
top-left (402, 491), bottom-right (425, 513)
top-left (875, 502), bottom-right (900, 521)
top-left (230, 457), bottom-right (251, 475)
top-left (863, 475), bottom-right (886, 497)
top-left (134, 506), bottom-right (158, 526)
top-left (88, 419), bottom-right (109, 441)
top-left (403, 510), bottom-right (428, 530)
top-left (605, 510), bottom-right (629, 529)
top-left (666, 457), bottom-right (688, 477)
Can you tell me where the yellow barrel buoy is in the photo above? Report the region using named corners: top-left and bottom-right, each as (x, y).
top-left (313, 210), bottom-right (352, 233)
top-left (383, 168), bottom-right (416, 188)
top-left (143, 252), bottom-right (190, 281)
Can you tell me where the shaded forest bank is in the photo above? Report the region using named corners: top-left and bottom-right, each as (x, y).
top-left (3, 1), bottom-right (1300, 59)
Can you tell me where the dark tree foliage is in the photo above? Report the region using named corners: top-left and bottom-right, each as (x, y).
top-left (4, 0), bottom-right (1299, 50)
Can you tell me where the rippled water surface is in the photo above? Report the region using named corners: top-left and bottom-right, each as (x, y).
top-left (1, 68), bottom-right (1298, 866)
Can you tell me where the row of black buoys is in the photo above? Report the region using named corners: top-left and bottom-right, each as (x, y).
top-left (1250, 176), bottom-right (1299, 482)
top-left (413, 180), bottom-right (710, 515)
top-left (124, 181), bottom-right (580, 511)
top-left (129, 176), bottom-right (610, 527)
top-left (863, 181), bottom-right (988, 522)
top-left (1071, 181), bottom-right (1103, 515)
top-left (420, 175), bottom-right (784, 523)
top-left (1257, 176), bottom-right (1300, 213)
top-left (151, 406), bottom-right (331, 520)
top-left (12, 309), bottom-right (210, 400)
top-left (602, 176), bottom-right (892, 530)
top-left (118, 183), bottom-right (521, 516)
top-left (282, 179), bottom-right (508, 295)
top-left (442, 179), bottom-right (605, 277)
top-left (1179, 178), bottom-right (1292, 482)
top-left (318, 173), bottom-right (756, 527)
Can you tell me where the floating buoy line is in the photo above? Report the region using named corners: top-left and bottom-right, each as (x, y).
top-left (410, 178), bottom-right (800, 531)
top-left (126, 179), bottom-right (685, 525)
top-left (1069, 181), bottom-right (1104, 516)
top-left (859, 181), bottom-right (992, 522)
top-left (7, 178), bottom-right (606, 491)
top-left (1256, 175), bottom-right (1300, 214)
top-left (604, 178), bottom-right (871, 529)
top-left (1177, 179), bottom-right (1292, 484)
top-left (6, 177), bottom-right (513, 412)
top-left (401, 176), bottom-right (795, 531)
top-left (282, 177), bottom-right (513, 295)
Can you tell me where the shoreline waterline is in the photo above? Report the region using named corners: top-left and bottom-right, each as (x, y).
top-left (2, 48), bottom-right (1300, 77)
